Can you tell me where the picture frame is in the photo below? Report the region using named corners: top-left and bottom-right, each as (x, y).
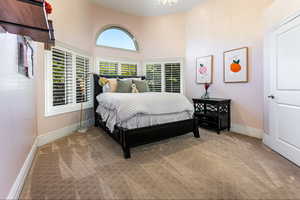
top-left (196, 55), bottom-right (213, 84)
top-left (223, 47), bottom-right (248, 83)
top-left (17, 36), bottom-right (34, 79)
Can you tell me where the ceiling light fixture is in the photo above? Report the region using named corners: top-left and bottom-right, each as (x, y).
top-left (159, 0), bottom-right (178, 6)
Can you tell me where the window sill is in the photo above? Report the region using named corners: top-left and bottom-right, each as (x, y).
top-left (96, 44), bottom-right (139, 53)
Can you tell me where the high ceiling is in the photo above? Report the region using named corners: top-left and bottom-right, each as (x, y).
top-left (91, 0), bottom-right (205, 16)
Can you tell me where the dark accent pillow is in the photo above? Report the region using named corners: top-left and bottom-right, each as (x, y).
top-left (116, 79), bottom-right (132, 93)
top-left (133, 80), bottom-right (150, 93)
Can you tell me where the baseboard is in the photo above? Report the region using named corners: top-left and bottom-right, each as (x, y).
top-left (231, 123), bottom-right (264, 139)
top-left (7, 139), bottom-right (38, 200)
top-left (37, 119), bottom-right (94, 147)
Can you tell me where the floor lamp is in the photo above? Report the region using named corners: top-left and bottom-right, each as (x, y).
top-left (78, 102), bottom-right (88, 133)
top-left (77, 74), bottom-right (91, 133)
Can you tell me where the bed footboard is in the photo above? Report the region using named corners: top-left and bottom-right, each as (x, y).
top-left (98, 117), bottom-right (200, 159)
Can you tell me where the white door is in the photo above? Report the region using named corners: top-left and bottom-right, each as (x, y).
top-left (264, 14), bottom-right (300, 166)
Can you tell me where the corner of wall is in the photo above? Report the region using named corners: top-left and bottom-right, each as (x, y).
top-left (231, 123), bottom-right (264, 139)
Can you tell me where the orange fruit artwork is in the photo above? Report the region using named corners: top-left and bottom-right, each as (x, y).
top-left (230, 59), bottom-right (241, 73)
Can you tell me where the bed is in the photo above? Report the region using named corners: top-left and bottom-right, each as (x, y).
top-left (93, 74), bottom-right (200, 159)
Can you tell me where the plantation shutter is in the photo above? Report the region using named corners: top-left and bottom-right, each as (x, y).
top-left (121, 63), bottom-right (137, 76)
top-left (52, 48), bottom-right (73, 106)
top-left (76, 55), bottom-right (91, 103)
top-left (99, 61), bottom-right (118, 75)
top-left (165, 63), bottom-right (181, 93)
top-left (146, 64), bottom-right (162, 92)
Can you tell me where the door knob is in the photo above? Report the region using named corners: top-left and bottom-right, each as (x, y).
top-left (268, 95), bottom-right (275, 99)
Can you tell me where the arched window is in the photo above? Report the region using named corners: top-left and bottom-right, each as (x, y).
top-left (96, 26), bottom-right (138, 51)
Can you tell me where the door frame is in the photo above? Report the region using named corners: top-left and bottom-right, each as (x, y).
top-left (263, 9), bottom-right (300, 166)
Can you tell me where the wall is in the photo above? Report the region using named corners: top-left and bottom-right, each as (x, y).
top-left (0, 33), bottom-right (37, 198)
top-left (36, 0), bottom-right (94, 135)
top-left (265, 0), bottom-right (300, 30)
top-left (141, 12), bottom-right (186, 60)
top-left (185, 0), bottom-right (273, 133)
top-left (91, 3), bottom-right (186, 70)
top-left (92, 4), bottom-right (143, 62)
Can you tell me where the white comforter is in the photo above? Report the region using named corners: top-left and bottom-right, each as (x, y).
top-left (96, 92), bottom-right (194, 131)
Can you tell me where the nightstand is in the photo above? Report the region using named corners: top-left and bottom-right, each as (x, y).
top-left (193, 98), bottom-right (231, 134)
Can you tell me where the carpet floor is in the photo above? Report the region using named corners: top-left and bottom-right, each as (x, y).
top-left (20, 128), bottom-right (300, 200)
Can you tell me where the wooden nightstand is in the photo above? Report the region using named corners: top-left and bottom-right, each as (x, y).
top-left (193, 98), bottom-right (231, 134)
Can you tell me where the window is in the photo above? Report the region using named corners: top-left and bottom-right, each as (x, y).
top-left (99, 61), bottom-right (118, 75)
top-left (52, 48), bottom-right (73, 106)
top-left (97, 58), bottom-right (139, 76)
top-left (145, 64), bottom-right (162, 92)
top-left (165, 63), bottom-right (181, 93)
top-left (45, 46), bottom-right (92, 116)
top-left (144, 61), bottom-right (183, 93)
top-left (96, 26), bottom-right (138, 51)
top-left (76, 56), bottom-right (91, 103)
top-left (121, 63), bottom-right (137, 76)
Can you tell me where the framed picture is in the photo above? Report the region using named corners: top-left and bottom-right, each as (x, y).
top-left (196, 55), bottom-right (213, 84)
top-left (18, 36), bottom-right (34, 79)
top-left (223, 47), bottom-right (248, 83)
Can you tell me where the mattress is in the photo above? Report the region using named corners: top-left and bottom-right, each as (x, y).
top-left (97, 106), bottom-right (192, 132)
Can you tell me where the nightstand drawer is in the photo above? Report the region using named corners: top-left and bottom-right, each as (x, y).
top-left (199, 121), bottom-right (217, 130)
top-left (198, 115), bottom-right (218, 124)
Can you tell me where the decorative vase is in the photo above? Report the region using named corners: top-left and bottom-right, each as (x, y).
top-left (202, 90), bottom-right (210, 99)
top-left (202, 83), bottom-right (211, 99)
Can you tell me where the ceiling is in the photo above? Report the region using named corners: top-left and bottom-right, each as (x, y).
top-left (91, 0), bottom-right (205, 16)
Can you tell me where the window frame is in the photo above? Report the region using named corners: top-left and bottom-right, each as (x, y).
top-left (95, 57), bottom-right (140, 76)
top-left (45, 45), bottom-right (93, 117)
top-left (143, 59), bottom-right (184, 94)
top-left (96, 26), bottom-right (139, 52)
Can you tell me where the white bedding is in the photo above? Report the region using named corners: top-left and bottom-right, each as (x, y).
top-left (96, 92), bottom-right (194, 132)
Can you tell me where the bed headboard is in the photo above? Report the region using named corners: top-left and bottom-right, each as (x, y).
top-left (93, 74), bottom-right (146, 126)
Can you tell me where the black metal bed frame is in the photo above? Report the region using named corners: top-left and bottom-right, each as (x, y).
top-left (93, 74), bottom-right (200, 159)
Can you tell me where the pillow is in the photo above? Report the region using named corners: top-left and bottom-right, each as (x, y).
top-left (133, 80), bottom-right (150, 93)
top-left (116, 79), bottom-right (132, 93)
top-left (107, 79), bottom-right (117, 92)
top-left (102, 83), bottom-right (111, 93)
top-left (99, 77), bottom-right (109, 87)
top-left (131, 83), bottom-right (139, 93)
top-left (98, 78), bottom-right (117, 92)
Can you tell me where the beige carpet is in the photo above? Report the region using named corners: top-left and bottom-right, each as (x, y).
top-left (20, 128), bottom-right (300, 200)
